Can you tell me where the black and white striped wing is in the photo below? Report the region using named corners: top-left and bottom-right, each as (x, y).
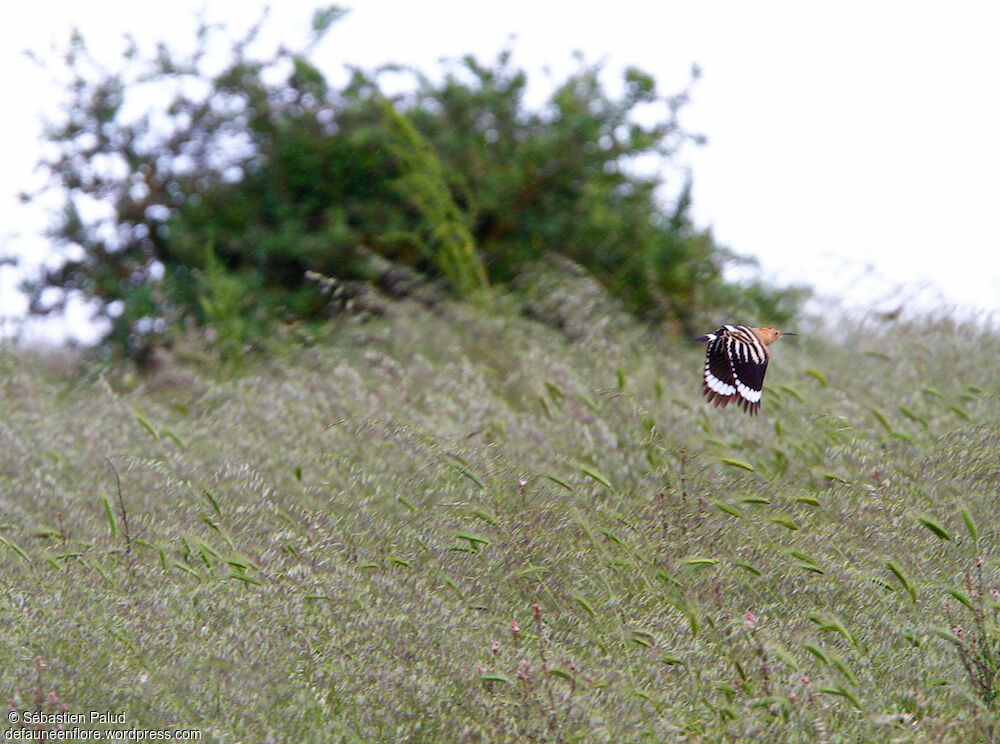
top-left (698, 325), bottom-right (770, 415)
top-left (702, 334), bottom-right (738, 408)
top-left (726, 327), bottom-right (769, 414)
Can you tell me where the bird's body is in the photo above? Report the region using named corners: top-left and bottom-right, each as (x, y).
top-left (694, 325), bottom-right (793, 415)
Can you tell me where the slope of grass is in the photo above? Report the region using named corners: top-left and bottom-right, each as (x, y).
top-left (1, 285), bottom-right (999, 742)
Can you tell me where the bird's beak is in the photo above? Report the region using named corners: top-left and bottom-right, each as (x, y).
top-left (782, 332), bottom-right (798, 336)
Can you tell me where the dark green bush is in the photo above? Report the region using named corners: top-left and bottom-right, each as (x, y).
top-left (25, 7), bottom-right (805, 359)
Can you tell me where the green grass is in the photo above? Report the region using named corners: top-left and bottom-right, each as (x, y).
top-left (1, 292), bottom-right (999, 742)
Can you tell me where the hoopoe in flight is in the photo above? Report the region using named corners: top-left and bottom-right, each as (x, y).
top-left (694, 325), bottom-right (795, 415)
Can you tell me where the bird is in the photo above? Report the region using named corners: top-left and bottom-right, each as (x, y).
top-left (694, 325), bottom-right (795, 415)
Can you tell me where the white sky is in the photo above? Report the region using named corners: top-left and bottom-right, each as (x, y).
top-left (3, 1), bottom-right (999, 342)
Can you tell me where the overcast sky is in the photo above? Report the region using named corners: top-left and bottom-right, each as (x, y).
top-left (3, 1), bottom-right (999, 342)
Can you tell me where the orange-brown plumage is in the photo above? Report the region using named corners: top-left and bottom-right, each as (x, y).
top-left (749, 327), bottom-right (787, 348)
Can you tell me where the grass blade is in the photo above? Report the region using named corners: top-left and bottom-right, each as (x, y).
top-left (820, 685), bottom-right (863, 710)
top-left (886, 560), bottom-right (916, 603)
top-left (0, 535), bottom-right (30, 562)
top-left (721, 457), bottom-right (755, 472)
top-left (579, 464), bottom-right (613, 490)
top-left (806, 368), bottom-right (828, 386)
top-left (802, 643), bottom-right (829, 666)
top-left (960, 507), bottom-right (979, 543)
top-left (916, 515), bottom-right (952, 541)
top-left (102, 494), bottom-right (117, 539)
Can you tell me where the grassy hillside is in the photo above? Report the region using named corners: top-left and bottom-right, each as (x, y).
top-left (1, 278), bottom-right (999, 742)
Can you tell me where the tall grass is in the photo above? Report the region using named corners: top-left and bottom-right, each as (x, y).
top-left (0, 293), bottom-right (998, 742)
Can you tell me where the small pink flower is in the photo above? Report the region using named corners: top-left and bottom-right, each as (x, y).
top-left (744, 611), bottom-right (757, 631)
top-left (476, 664), bottom-right (485, 675)
top-left (491, 640), bottom-right (500, 655)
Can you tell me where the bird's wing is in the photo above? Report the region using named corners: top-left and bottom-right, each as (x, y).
top-left (726, 330), bottom-right (769, 414)
top-left (702, 334), bottom-right (738, 405)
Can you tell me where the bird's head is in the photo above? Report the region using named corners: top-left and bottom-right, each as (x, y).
top-left (754, 327), bottom-right (796, 345)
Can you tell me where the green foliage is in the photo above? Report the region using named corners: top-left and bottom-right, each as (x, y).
top-left (401, 52), bottom-right (795, 329)
top-left (27, 11), bottom-right (804, 359)
top-left (197, 242), bottom-right (252, 367)
top-left (377, 100), bottom-right (490, 300)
